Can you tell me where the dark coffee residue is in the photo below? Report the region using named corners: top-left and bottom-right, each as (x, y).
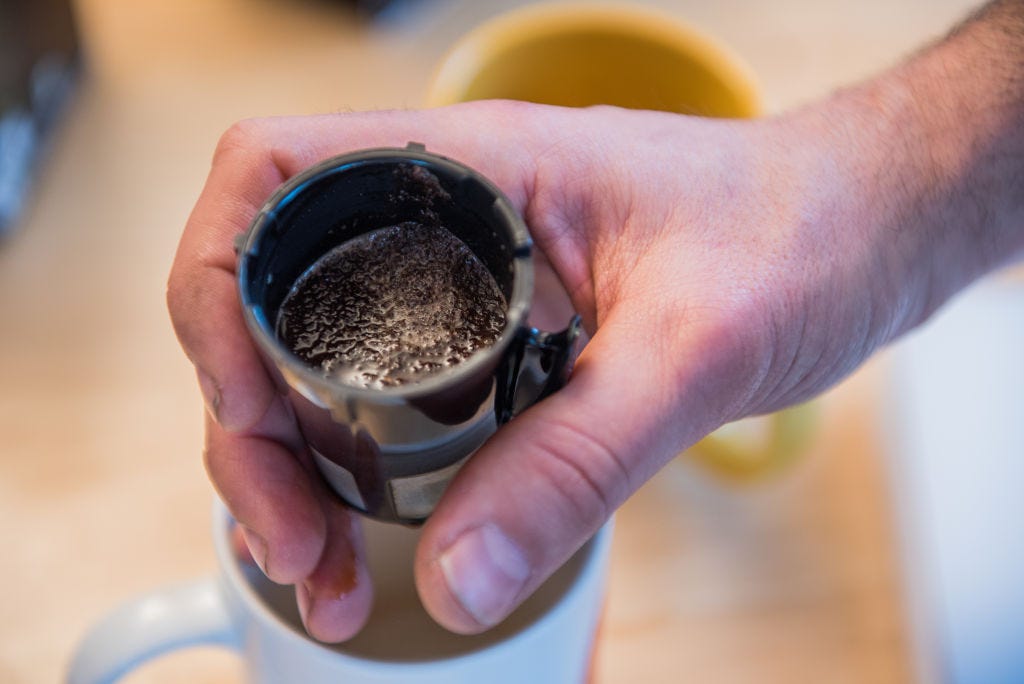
top-left (390, 163), bottom-right (452, 228)
top-left (276, 222), bottom-right (507, 389)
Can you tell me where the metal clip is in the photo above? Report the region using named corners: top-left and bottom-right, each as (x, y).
top-left (496, 315), bottom-right (583, 423)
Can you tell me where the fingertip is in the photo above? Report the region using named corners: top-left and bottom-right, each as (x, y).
top-left (297, 578), bottom-right (373, 644)
top-left (238, 525), bottom-right (267, 572)
top-left (296, 505), bottom-right (374, 643)
top-left (414, 551), bottom-right (484, 634)
top-left (415, 521), bottom-right (533, 635)
top-left (205, 424), bottom-right (328, 585)
top-left (229, 492), bottom-right (325, 586)
top-left (262, 518), bottom-right (328, 585)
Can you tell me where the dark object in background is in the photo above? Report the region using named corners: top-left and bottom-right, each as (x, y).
top-left (0, 0), bottom-right (81, 236)
top-left (347, 0), bottom-right (399, 14)
top-left (319, 0), bottom-right (428, 22)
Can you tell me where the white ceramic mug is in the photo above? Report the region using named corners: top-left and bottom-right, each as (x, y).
top-left (68, 500), bottom-right (612, 683)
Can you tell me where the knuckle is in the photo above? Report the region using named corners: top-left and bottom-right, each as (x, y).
top-left (526, 417), bottom-right (631, 528)
top-left (165, 267), bottom-right (205, 347)
top-left (212, 118), bottom-right (270, 166)
top-left (165, 268), bottom-right (190, 320)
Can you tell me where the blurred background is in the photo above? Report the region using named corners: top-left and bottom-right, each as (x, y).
top-left (2, 0), bottom-right (1021, 682)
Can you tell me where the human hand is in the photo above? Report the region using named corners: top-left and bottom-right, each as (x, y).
top-left (162, 101), bottom-right (854, 638)
top-left (168, 14), bottom-right (1024, 637)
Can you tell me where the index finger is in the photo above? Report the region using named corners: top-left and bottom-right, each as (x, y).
top-left (168, 108), bottom-right (541, 428)
top-left (167, 121), bottom-right (342, 586)
top-left (166, 120), bottom-right (295, 431)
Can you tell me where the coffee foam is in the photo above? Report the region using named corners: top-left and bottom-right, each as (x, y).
top-left (277, 223), bottom-right (506, 389)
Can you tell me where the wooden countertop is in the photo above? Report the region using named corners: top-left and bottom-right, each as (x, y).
top-left (0, 0), bottom-right (979, 681)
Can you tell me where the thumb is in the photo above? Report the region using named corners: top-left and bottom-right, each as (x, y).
top-left (413, 310), bottom-right (718, 634)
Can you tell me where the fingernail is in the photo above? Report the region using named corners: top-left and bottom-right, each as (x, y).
top-left (240, 525), bottom-right (268, 575)
top-left (196, 369), bottom-right (222, 423)
top-left (296, 580), bottom-right (313, 625)
top-left (439, 524), bottom-right (530, 628)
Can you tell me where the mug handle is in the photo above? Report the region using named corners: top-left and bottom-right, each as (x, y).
top-left (686, 401), bottom-right (818, 480)
top-left (496, 315), bottom-right (583, 423)
top-left (66, 578), bottom-right (238, 684)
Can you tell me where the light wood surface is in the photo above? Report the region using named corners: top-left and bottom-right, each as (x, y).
top-left (0, 0), bottom-right (980, 682)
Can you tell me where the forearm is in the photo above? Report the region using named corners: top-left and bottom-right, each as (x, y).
top-left (804, 0), bottom-right (1024, 339)
top-left (894, 0), bottom-right (1024, 302)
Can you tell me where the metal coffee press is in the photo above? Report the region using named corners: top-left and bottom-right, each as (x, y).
top-left (236, 144), bottom-right (581, 524)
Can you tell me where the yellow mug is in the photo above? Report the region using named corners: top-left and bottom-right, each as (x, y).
top-left (427, 2), bottom-right (815, 479)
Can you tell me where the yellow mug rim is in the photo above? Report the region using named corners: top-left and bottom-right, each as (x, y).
top-left (425, 1), bottom-right (763, 116)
